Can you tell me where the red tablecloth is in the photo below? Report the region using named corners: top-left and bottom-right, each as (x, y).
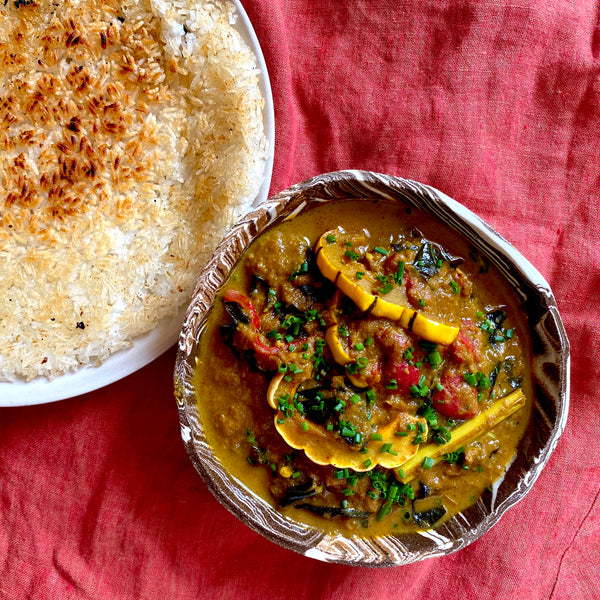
top-left (2, 1), bottom-right (598, 598)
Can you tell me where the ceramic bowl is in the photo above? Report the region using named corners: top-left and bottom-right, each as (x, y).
top-left (173, 170), bottom-right (570, 566)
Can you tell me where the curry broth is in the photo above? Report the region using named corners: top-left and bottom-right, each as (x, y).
top-left (193, 199), bottom-right (533, 537)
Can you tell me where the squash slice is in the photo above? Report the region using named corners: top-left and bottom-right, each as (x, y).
top-left (267, 371), bottom-right (298, 410)
top-left (315, 231), bottom-right (405, 319)
top-left (315, 231), bottom-right (459, 345)
top-left (394, 389), bottom-right (527, 482)
top-left (398, 308), bottom-right (460, 346)
top-left (323, 290), bottom-right (370, 387)
top-left (274, 410), bottom-right (428, 471)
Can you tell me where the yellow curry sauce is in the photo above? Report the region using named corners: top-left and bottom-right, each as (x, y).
top-left (193, 199), bottom-right (533, 537)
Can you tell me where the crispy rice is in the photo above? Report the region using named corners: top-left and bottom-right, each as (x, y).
top-left (0, 0), bottom-right (267, 380)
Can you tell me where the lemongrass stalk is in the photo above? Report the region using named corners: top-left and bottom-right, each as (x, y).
top-left (395, 389), bottom-right (527, 482)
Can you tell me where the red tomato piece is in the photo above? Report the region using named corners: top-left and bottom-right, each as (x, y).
top-left (386, 360), bottom-right (420, 394)
top-left (449, 319), bottom-right (481, 363)
top-left (432, 372), bottom-right (480, 419)
top-left (383, 252), bottom-right (402, 275)
top-left (404, 275), bottom-right (431, 307)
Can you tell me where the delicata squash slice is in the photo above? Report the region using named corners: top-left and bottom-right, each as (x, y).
top-left (315, 230), bottom-right (460, 345)
top-left (274, 411), bottom-right (427, 471)
top-left (324, 291), bottom-right (371, 388)
top-left (269, 373), bottom-right (428, 471)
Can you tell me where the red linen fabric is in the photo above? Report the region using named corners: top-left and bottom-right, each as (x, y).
top-left (1, 0), bottom-right (599, 598)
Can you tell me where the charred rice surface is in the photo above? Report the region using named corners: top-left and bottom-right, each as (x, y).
top-left (0, 0), bottom-right (266, 380)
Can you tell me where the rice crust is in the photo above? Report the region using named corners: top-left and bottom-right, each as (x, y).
top-left (0, 0), bottom-right (267, 380)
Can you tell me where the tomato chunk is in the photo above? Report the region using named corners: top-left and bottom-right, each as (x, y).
top-left (404, 275), bottom-right (432, 307)
top-left (386, 360), bottom-right (420, 394)
top-left (448, 319), bottom-right (481, 364)
top-left (432, 372), bottom-right (480, 419)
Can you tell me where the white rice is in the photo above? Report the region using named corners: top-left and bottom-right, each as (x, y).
top-left (0, 0), bottom-right (267, 380)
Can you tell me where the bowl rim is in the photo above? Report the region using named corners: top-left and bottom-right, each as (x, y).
top-left (174, 170), bottom-right (570, 566)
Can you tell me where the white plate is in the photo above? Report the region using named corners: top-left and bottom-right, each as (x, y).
top-left (0, 0), bottom-right (275, 407)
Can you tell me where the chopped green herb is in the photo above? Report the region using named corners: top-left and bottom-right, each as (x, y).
top-left (394, 260), bottom-right (405, 285)
top-left (422, 456), bottom-right (435, 469)
top-left (326, 234), bottom-right (336, 243)
top-left (333, 400), bottom-right (346, 412)
top-left (410, 382), bottom-right (429, 398)
top-left (345, 362), bottom-right (359, 375)
top-left (464, 371), bottom-right (478, 386)
top-left (443, 447), bottom-right (465, 464)
top-left (427, 350), bottom-right (442, 368)
top-left (345, 249), bottom-right (360, 260)
top-left (374, 246), bottom-right (388, 256)
top-left (380, 443), bottom-right (397, 455)
top-left (476, 372), bottom-right (492, 389)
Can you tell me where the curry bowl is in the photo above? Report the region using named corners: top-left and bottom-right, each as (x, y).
top-left (174, 170), bottom-right (569, 566)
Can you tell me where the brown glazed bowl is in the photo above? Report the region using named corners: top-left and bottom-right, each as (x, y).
top-left (173, 170), bottom-right (570, 566)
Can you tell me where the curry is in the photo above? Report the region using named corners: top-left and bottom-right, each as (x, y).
top-left (193, 199), bottom-right (532, 536)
